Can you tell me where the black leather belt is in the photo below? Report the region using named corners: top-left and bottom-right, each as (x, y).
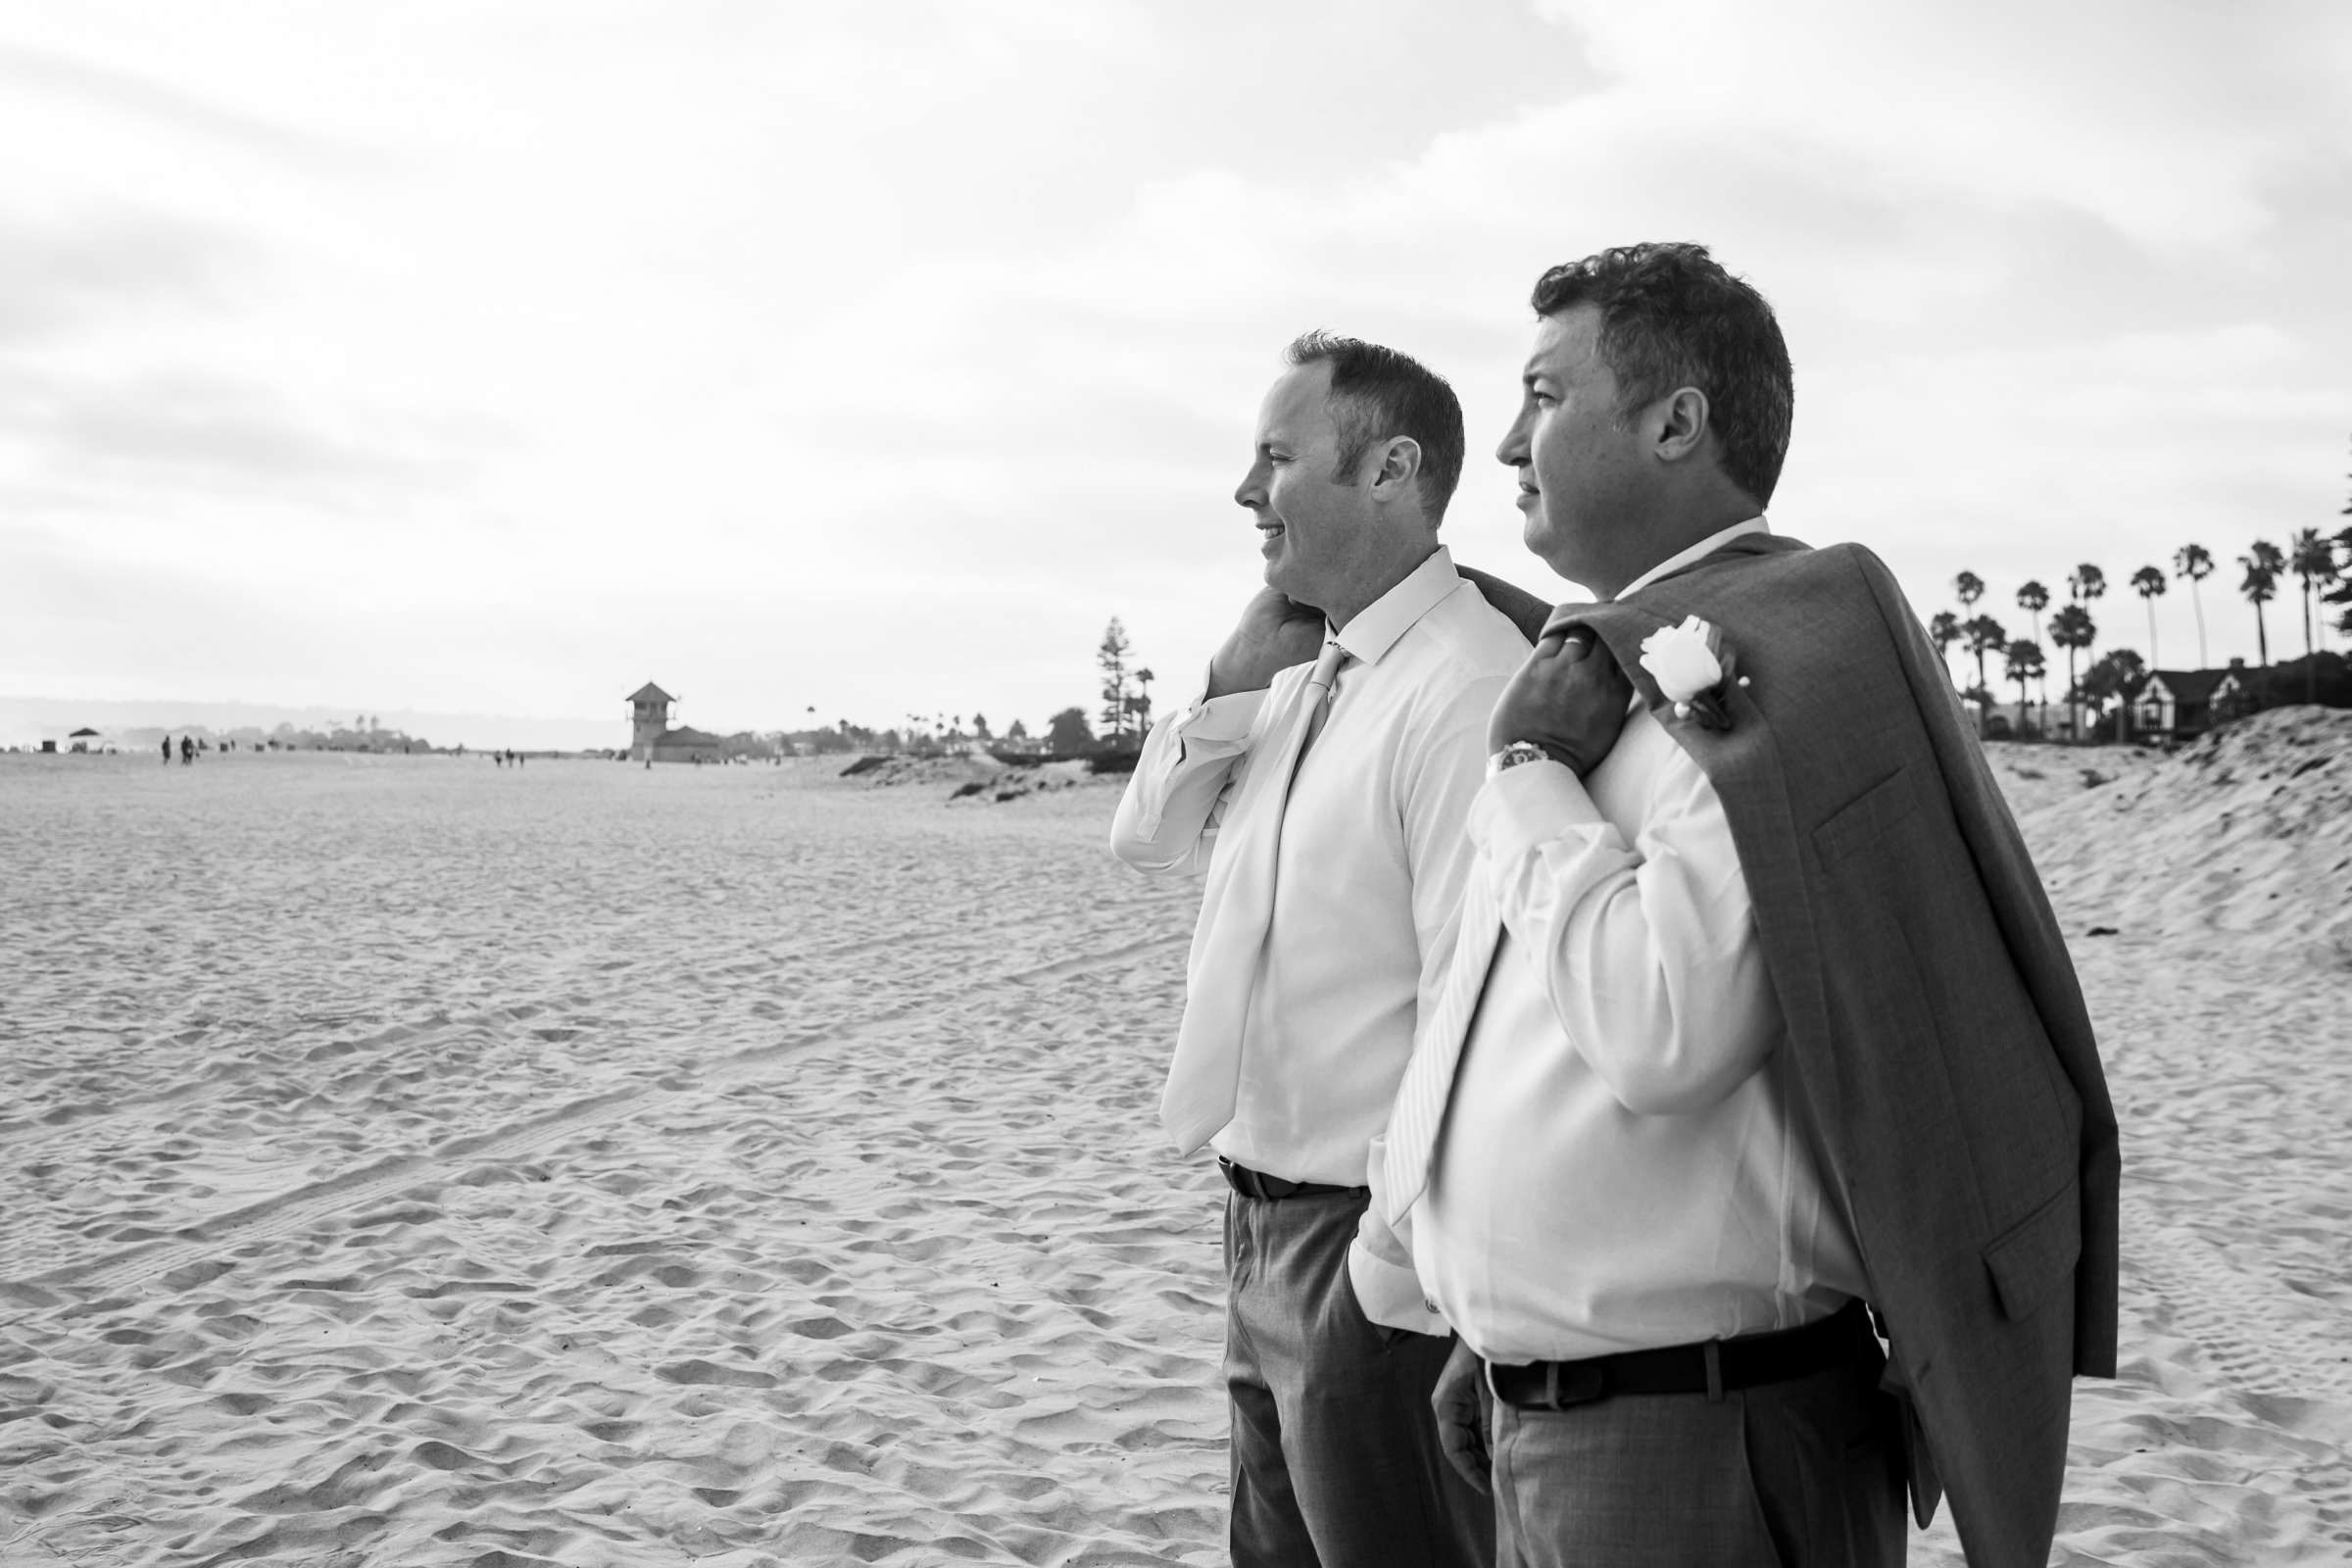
top-left (1486, 1299), bottom-right (1875, 1410)
top-left (1219, 1157), bottom-right (1368, 1202)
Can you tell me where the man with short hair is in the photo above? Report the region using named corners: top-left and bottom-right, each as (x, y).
top-left (1111, 331), bottom-right (1527, 1567)
top-left (1362, 243), bottom-right (2118, 1567)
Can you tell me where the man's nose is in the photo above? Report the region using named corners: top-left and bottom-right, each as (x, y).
top-left (1235, 465), bottom-right (1266, 509)
top-left (1495, 416), bottom-right (1527, 467)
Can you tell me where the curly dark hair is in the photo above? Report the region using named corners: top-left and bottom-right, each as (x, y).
top-left (1283, 330), bottom-right (1467, 523)
top-left (1530, 243), bottom-right (1793, 506)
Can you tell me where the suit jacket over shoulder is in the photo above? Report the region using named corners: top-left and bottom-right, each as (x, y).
top-left (1565, 534), bottom-right (2121, 1568)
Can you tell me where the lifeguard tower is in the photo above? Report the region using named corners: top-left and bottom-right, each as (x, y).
top-left (626, 683), bottom-right (675, 761)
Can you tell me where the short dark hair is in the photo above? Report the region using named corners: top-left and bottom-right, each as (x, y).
top-left (1529, 243), bottom-right (1793, 507)
top-left (1283, 330), bottom-right (1466, 523)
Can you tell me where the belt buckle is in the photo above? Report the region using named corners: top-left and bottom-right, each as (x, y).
top-left (1544, 1361), bottom-right (1610, 1410)
top-left (1219, 1157), bottom-right (1272, 1201)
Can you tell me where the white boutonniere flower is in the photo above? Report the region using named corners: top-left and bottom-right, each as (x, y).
top-left (1638, 615), bottom-right (1746, 730)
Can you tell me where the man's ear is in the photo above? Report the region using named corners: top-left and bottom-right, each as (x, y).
top-left (1651, 388), bottom-right (1711, 465)
top-left (1369, 436), bottom-right (1423, 500)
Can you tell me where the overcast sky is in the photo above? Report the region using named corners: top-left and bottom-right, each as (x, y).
top-left (4, 0), bottom-right (2348, 742)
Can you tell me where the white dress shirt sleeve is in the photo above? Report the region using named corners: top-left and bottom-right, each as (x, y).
top-left (1107, 668), bottom-right (1269, 876)
top-left (1352, 1125), bottom-right (1446, 1334)
top-left (1472, 742), bottom-right (1777, 1115)
top-left (1347, 669), bottom-right (1507, 1336)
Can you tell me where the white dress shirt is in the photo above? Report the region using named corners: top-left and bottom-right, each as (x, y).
top-left (1111, 548), bottom-right (1529, 1329)
top-left (1360, 518), bottom-right (1869, 1361)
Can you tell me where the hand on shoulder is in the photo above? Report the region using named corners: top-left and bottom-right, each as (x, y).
top-left (1487, 614), bottom-right (1635, 775)
top-left (1207, 587), bottom-right (1328, 700)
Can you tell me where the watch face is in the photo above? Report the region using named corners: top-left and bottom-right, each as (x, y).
top-left (1490, 742), bottom-right (1550, 777)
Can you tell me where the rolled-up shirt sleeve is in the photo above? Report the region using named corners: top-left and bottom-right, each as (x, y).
top-left (1349, 1122), bottom-right (1449, 1335)
top-left (1108, 670), bottom-right (1268, 876)
top-left (1472, 741), bottom-right (1776, 1115)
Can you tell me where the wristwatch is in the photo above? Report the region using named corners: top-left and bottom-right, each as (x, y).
top-left (1488, 740), bottom-right (1559, 778)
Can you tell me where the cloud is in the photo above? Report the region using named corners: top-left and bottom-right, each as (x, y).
top-left (1537, 0), bottom-right (2352, 250)
top-left (0, 362), bottom-right (508, 519)
top-left (2, 1), bottom-right (2345, 726)
top-left (0, 42), bottom-right (370, 170)
top-left (0, 206), bottom-right (255, 347)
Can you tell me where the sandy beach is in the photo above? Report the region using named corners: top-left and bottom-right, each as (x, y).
top-left (3, 719), bottom-right (2349, 1567)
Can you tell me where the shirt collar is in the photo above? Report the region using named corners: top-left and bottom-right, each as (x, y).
top-left (1330, 546), bottom-right (1460, 666)
top-left (1614, 515), bottom-right (1770, 602)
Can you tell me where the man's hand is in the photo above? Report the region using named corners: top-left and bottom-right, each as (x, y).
top-left (1486, 610), bottom-right (1636, 774)
top-left (1206, 587), bottom-right (1327, 700)
top-left (1432, 1336), bottom-right (1493, 1495)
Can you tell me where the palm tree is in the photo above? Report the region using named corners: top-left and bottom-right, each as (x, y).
top-left (2130, 565), bottom-right (2167, 669)
top-left (2068, 565), bottom-right (2104, 727)
top-left (2331, 526), bottom-right (2352, 640)
top-left (1962, 614), bottom-right (2007, 735)
top-left (2003, 639), bottom-right (2045, 738)
top-left (1955, 571), bottom-right (1984, 612)
top-left (2016, 580), bottom-right (2050, 730)
top-left (2239, 540), bottom-right (2283, 667)
top-left (2174, 543), bottom-right (2214, 668)
top-left (2295, 526), bottom-right (2332, 644)
top-left (2049, 604), bottom-right (2097, 742)
top-left (2289, 528), bottom-right (2337, 698)
top-left (1929, 612), bottom-right (1962, 685)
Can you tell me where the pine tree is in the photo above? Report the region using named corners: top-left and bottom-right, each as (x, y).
top-left (1097, 618), bottom-right (1134, 746)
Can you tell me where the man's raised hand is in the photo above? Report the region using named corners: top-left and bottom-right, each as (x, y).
top-left (1206, 587), bottom-right (1329, 700)
top-left (1485, 609), bottom-right (1635, 775)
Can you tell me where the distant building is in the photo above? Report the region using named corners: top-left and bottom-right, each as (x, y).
top-left (2132, 662), bottom-right (2251, 743)
top-left (625, 682), bottom-right (726, 763)
top-left (68, 726), bottom-right (100, 754)
top-left (652, 725), bottom-right (724, 763)
top-left (627, 683), bottom-right (674, 760)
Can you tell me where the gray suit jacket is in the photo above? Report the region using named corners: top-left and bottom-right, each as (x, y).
top-left (1565, 536), bottom-right (2120, 1568)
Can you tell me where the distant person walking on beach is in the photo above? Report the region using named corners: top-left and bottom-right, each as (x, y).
top-left (179, 735), bottom-right (194, 765)
top-left (162, 735), bottom-right (172, 766)
top-left (1110, 332), bottom-right (1536, 1568)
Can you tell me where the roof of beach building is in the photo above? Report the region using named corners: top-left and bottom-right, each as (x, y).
top-left (2145, 668), bottom-right (2239, 705)
top-left (627, 682), bottom-right (674, 704)
top-left (654, 725), bottom-right (723, 747)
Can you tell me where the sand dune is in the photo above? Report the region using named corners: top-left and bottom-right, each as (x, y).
top-left (2, 722), bottom-right (2349, 1565)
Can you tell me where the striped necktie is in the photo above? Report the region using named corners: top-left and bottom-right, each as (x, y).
top-left (1158, 636), bottom-right (1347, 1153)
top-left (1380, 866), bottom-right (1503, 1222)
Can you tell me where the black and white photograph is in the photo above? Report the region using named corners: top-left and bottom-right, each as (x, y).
top-left (3, 3), bottom-right (2348, 1565)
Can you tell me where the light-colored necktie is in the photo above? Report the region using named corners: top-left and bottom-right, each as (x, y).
top-left (1159, 636), bottom-right (1346, 1153)
top-left (1380, 870), bottom-right (1503, 1221)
